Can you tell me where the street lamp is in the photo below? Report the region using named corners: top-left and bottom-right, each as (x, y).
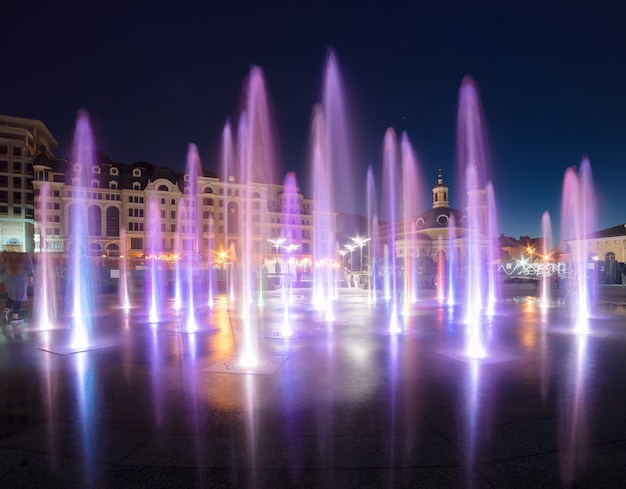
top-left (282, 243), bottom-right (301, 276)
top-left (526, 245), bottom-right (535, 263)
top-left (351, 236), bottom-right (371, 271)
top-left (267, 238), bottom-right (286, 272)
top-left (344, 243), bottom-right (356, 272)
top-left (339, 249), bottom-right (348, 270)
top-left (216, 250), bottom-right (228, 268)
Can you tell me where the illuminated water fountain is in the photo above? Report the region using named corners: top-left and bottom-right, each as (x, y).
top-left (560, 158), bottom-right (596, 334)
top-left (31, 181), bottom-right (65, 332)
top-left (381, 128), bottom-right (402, 333)
top-left (204, 65), bottom-right (286, 374)
top-left (40, 110), bottom-right (116, 354)
top-left (455, 76), bottom-right (499, 359)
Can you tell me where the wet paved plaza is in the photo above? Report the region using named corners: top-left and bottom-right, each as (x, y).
top-left (2, 286), bottom-right (626, 488)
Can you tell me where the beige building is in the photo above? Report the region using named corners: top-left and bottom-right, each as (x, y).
top-left (0, 115), bottom-right (57, 252)
top-left (31, 143), bottom-right (319, 271)
top-left (567, 223), bottom-right (626, 283)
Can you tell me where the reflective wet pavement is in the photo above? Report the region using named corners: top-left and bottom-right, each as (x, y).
top-left (2, 287), bottom-right (626, 488)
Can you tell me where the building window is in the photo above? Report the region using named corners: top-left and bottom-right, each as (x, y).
top-left (106, 207), bottom-right (120, 237)
top-left (88, 205), bottom-right (101, 236)
top-left (130, 237), bottom-right (143, 249)
top-left (13, 147), bottom-right (21, 157)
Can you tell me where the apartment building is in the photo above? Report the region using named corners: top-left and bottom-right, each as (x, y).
top-left (0, 115), bottom-right (57, 252)
top-left (29, 135), bottom-right (320, 271)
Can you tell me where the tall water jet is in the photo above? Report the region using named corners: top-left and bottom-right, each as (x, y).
top-left (311, 49), bottom-right (354, 319)
top-left (561, 157), bottom-right (595, 334)
top-left (310, 105), bottom-right (335, 321)
top-left (540, 211), bottom-right (553, 308)
top-left (180, 143), bottom-right (203, 332)
top-left (436, 237), bottom-right (446, 302)
top-left (219, 119), bottom-right (235, 302)
top-left (446, 214), bottom-right (458, 306)
top-left (33, 181), bottom-right (59, 329)
top-left (456, 75), bottom-right (495, 358)
top-left (366, 166), bottom-right (378, 304)
top-left (276, 172), bottom-right (301, 337)
top-left (236, 65), bottom-right (279, 366)
top-left (485, 182), bottom-right (498, 316)
top-left (382, 128), bottom-right (401, 333)
top-left (67, 110), bottom-right (98, 350)
top-left (118, 228), bottom-right (131, 312)
top-left (206, 214), bottom-right (215, 309)
top-left (400, 132), bottom-right (421, 310)
top-left (146, 196), bottom-right (164, 324)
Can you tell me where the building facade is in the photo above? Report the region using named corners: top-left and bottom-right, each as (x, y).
top-left (30, 143), bottom-right (320, 272)
top-left (0, 115), bottom-right (57, 252)
top-left (392, 170), bottom-right (493, 279)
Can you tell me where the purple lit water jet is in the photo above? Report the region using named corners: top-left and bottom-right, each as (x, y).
top-left (455, 75), bottom-right (500, 359)
top-left (561, 158), bottom-right (596, 334)
top-left (33, 181), bottom-right (59, 330)
top-left (382, 128), bottom-right (401, 333)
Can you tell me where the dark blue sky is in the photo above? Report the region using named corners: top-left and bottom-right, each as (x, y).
top-left (3, 0), bottom-right (625, 240)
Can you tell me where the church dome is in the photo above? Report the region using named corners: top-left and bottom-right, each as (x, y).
top-left (415, 207), bottom-right (467, 230)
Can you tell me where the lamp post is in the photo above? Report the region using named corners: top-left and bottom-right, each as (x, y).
top-left (344, 243), bottom-right (356, 272)
top-left (351, 236), bottom-right (371, 271)
top-left (526, 245), bottom-right (535, 263)
top-left (282, 243), bottom-right (301, 276)
top-left (267, 238), bottom-right (286, 273)
top-left (339, 249), bottom-right (348, 270)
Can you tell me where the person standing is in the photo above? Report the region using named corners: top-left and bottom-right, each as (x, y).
top-left (0, 251), bottom-right (34, 325)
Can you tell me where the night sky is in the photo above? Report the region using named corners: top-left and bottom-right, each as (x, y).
top-left (3, 1), bottom-right (625, 241)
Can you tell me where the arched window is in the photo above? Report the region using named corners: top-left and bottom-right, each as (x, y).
top-left (88, 205), bottom-right (101, 236)
top-left (106, 243), bottom-right (120, 257)
top-left (106, 207), bottom-right (120, 237)
top-left (89, 242), bottom-right (102, 256)
top-left (606, 251), bottom-right (616, 261)
top-left (158, 185), bottom-right (168, 191)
